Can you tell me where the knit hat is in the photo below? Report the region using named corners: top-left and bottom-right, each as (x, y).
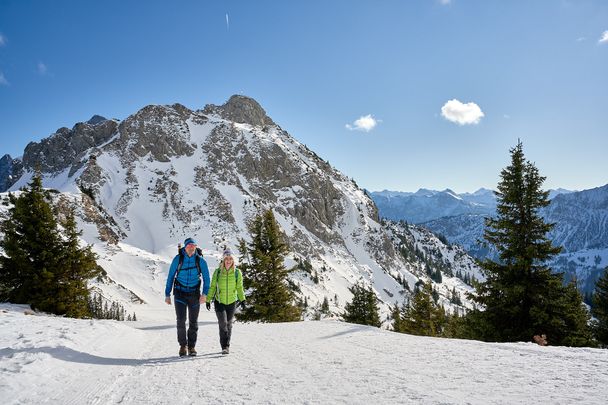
top-left (184, 237), bottom-right (197, 247)
top-left (223, 248), bottom-right (233, 257)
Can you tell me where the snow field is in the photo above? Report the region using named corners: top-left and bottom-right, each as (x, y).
top-left (2, 304), bottom-right (607, 404)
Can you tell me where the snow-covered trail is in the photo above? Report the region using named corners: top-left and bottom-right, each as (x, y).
top-left (1, 304), bottom-right (608, 405)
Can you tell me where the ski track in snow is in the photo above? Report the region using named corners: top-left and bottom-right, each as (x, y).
top-left (1, 304), bottom-right (607, 404)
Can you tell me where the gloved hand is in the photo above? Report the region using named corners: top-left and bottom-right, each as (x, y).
top-left (239, 301), bottom-right (246, 311)
top-left (206, 302), bottom-right (211, 311)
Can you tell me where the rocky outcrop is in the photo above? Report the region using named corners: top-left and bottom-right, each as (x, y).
top-left (200, 123), bottom-right (344, 245)
top-left (87, 115), bottom-right (108, 125)
top-left (21, 118), bottom-right (118, 174)
top-left (203, 95), bottom-right (275, 127)
top-left (110, 104), bottom-right (195, 164)
top-left (0, 154), bottom-right (23, 192)
top-left (0, 155), bottom-right (12, 192)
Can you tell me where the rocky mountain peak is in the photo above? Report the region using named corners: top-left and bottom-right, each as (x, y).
top-left (203, 95), bottom-right (275, 127)
top-left (87, 115), bottom-right (108, 125)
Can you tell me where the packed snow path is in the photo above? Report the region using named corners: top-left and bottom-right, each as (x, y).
top-left (1, 304), bottom-right (607, 404)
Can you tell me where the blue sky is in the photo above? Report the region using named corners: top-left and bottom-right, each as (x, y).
top-left (1, 0), bottom-right (607, 192)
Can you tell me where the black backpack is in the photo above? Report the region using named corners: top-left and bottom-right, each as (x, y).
top-left (173, 245), bottom-right (203, 290)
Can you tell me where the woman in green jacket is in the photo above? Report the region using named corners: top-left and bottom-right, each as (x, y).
top-left (206, 248), bottom-right (245, 354)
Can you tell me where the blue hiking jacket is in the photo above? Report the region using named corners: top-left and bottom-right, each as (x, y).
top-left (165, 250), bottom-right (210, 297)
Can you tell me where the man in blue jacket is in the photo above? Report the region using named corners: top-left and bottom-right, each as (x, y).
top-left (165, 238), bottom-right (210, 357)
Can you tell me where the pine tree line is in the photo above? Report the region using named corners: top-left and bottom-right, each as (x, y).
top-left (87, 293), bottom-right (137, 321)
top-left (455, 269), bottom-right (477, 286)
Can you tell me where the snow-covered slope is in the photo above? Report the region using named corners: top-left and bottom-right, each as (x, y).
top-left (1, 303), bottom-right (607, 404)
top-left (1, 95), bottom-right (479, 320)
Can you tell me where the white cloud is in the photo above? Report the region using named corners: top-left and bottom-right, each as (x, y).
top-left (576, 37), bottom-right (586, 42)
top-left (37, 62), bottom-right (48, 75)
top-left (0, 33), bottom-right (6, 46)
top-left (226, 13), bottom-right (230, 31)
top-left (441, 99), bottom-right (484, 125)
top-left (345, 114), bottom-right (380, 132)
top-left (439, 0), bottom-right (452, 5)
top-left (0, 72), bottom-right (8, 86)
top-left (599, 30), bottom-right (608, 44)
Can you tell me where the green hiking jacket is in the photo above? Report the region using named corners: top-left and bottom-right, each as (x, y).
top-left (208, 265), bottom-right (245, 305)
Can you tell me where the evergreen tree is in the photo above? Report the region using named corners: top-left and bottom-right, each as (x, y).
top-left (471, 141), bottom-right (591, 345)
top-left (0, 172), bottom-right (101, 317)
top-left (54, 208), bottom-right (101, 318)
top-left (320, 296), bottom-right (330, 314)
top-left (557, 282), bottom-right (594, 347)
top-left (343, 283), bottom-right (381, 327)
top-left (0, 173), bottom-right (62, 309)
top-left (237, 210), bottom-right (301, 323)
top-left (399, 282), bottom-right (445, 337)
top-left (442, 310), bottom-right (482, 339)
top-left (592, 267), bottom-right (608, 347)
top-left (391, 301), bottom-right (406, 332)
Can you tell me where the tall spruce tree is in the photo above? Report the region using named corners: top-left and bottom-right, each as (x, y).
top-left (343, 283), bottom-right (381, 327)
top-left (592, 267), bottom-right (608, 347)
top-left (237, 210), bottom-right (301, 323)
top-left (55, 209), bottom-right (101, 318)
top-left (471, 141), bottom-right (591, 345)
top-left (0, 172), bottom-right (62, 311)
top-left (0, 172), bottom-right (101, 317)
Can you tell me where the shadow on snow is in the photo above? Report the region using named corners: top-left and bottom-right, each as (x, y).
top-left (0, 347), bottom-right (225, 366)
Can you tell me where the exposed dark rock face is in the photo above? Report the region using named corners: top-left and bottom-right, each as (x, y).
top-left (0, 155), bottom-right (23, 192)
top-left (87, 115), bottom-right (108, 125)
top-left (1, 155), bottom-right (14, 192)
top-left (203, 95), bottom-right (275, 127)
top-left (21, 118), bottom-right (118, 174)
top-left (110, 105), bottom-right (195, 164)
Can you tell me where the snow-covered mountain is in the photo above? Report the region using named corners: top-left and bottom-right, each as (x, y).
top-left (371, 187), bottom-right (574, 224)
top-left (370, 188), bottom-right (497, 224)
top-left (0, 95), bottom-right (479, 320)
top-left (420, 185), bottom-right (608, 293)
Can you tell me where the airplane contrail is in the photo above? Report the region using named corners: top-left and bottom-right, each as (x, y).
top-left (226, 13), bottom-right (230, 31)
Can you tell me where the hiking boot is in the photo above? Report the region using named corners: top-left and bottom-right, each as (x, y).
top-left (221, 347), bottom-right (229, 355)
top-left (179, 345), bottom-right (187, 357)
top-left (188, 347), bottom-right (197, 356)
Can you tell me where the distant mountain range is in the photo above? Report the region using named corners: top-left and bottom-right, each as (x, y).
top-left (370, 188), bottom-right (574, 224)
top-left (371, 185), bottom-right (608, 294)
top-left (371, 188), bottom-right (497, 224)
